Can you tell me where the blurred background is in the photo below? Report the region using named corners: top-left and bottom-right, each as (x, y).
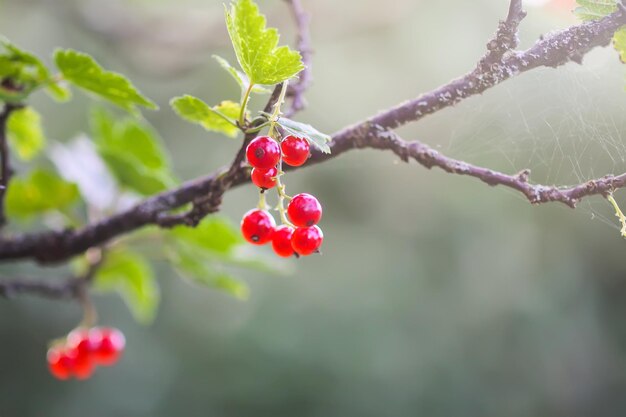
top-left (2, 0), bottom-right (626, 416)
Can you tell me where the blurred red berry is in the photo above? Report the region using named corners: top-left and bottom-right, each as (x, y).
top-left (92, 327), bottom-right (125, 366)
top-left (47, 345), bottom-right (76, 380)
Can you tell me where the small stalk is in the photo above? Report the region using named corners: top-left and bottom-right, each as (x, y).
top-left (239, 83), bottom-right (255, 126)
top-left (607, 194), bottom-right (626, 238)
top-left (265, 81), bottom-right (294, 226)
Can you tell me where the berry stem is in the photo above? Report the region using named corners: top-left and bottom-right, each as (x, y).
top-left (607, 194), bottom-right (626, 238)
top-left (257, 189), bottom-right (268, 210)
top-left (267, 80), bottom-right (289, 137)
top-left (265, 81), bottom-right (294, 227)
top-left (239, 83), bottom-right (255, 127)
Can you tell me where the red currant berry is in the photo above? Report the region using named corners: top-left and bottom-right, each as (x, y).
top-left (281, 135), bottom-right (310, 167)
top-left (47, 345), bottom-right (75, 380)
top-left (92, 327), bottom-right (125, 366)
top-left (66, 329), bottom-right (98, 379)
top-left (291, 225), bottom-right (324, 256)
top-left (241, 209), bottom-right (276, 245)
top-left (271, 225), bottom-right (295, 257)
top-left (287, 193), bottom-right (322, 227)
top-left (251, 167), bottom-right (278, 190)
top-left (246, 136), bottom-right (280, 170)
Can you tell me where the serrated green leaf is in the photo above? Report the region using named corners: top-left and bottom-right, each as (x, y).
top-left (277, 117), bottom-right (332, 154)
top-left (225, 0), bottom-right (304, 85)
top-left (574, 0), bottom-right (617, 20)
top-left (94, 250), bottom-right (160, 324)
top-left (91, 107), bottom-right (177, 195)
top-left (7, 106), bottom-right (45, 161)
top-left (170, 95), bottom-right (242, 138)
top-left (54, 49), bottom-right (157, 114)
top-left (212, 55), bottom-right (271, 95)
top-left (6, 169), bottom-right (79, 219)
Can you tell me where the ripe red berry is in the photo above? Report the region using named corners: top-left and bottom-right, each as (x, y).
top-left (47, 345), bottom-right (75, 380)
top-left (241, 209), bottom-right (276, 245)
top-left (251, 167), bottom-right (278, 190)
top-left (287, 193), bottom-right (322, 227)
top-left (281, 135), bottom-right (310, 167)
top-left (92, 327), bottom-right (125, 367)
top-left (271, 225), bottom-right (295, 257)
top-left (246, 136), bottom-right (280, 170)
top-left (66, 329), bottom-right (98, 379)
top-left (291, 225), bottom-right (324, 256)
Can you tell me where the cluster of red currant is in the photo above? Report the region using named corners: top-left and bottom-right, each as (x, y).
top-left (241, 135), bottom-right (324, 257)
top-left (46, 327), bottom-right (125, 380)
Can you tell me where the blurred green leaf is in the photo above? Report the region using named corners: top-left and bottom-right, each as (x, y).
top-left (7, 106), bottom-right (45, 161)
top-left (165, 216), bottom-right (262, 300)
top-left (6, 169), bottom-right (79, 219)
top-left (169, 248), bottom-right (250, 300)
top-left (0, 37), bottom-right (69, 102)
top-left (170, 95), bottom-right (242, 138)
top-left (54, 49), bottom-right (157, 113)
top-left (212, 55), bottom-right (271, 95)
top-left (91, 107), bottom-right (177, 195)
top-left (94, 250), bottom-right (160, 324)
top-left (169, 216), bottom-right (242, 254)
top-left (225, 0), bottom-right (304, 85)
top-left (276, 117), bottom-right (332, 154)
top-left (574, 0), bottom-right (617, 20)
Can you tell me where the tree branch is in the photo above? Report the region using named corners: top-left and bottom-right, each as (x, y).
top-left (329, 128), bottom-right (624, 208)
top-left (0, 5), bottom-right (624, 265)
top-left (0, 103), bottom-right (21, 228)
top-left (0, 276), bottom-right (80, 299)
top-left (284, 0), bottom-right (313, 117)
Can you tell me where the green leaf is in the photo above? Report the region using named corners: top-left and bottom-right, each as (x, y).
top-left (91, 107), bottom-right (177, 195)
top-left (169, 216), bottom-right (242, 254)
top-left (169, 248), bottom-right (250, 300)
top-left (54, 49), bottom-right (157, 113)
top-left (93, 250), bottom-right (159, 324)
top-left (170, 95), bottom-right (242, 138)
top-left (276, 117), bottom-right (332, 153)
top-left (614, 28), bottom-right (626, 63)
top-left (212, 55), bottom-right (271, 95)
top-left (0, 37), bottom-right (68, 102)
top-left (165, 216), bottom-right (252, 299)
top-left (6, 169), bottom-right (79, 219)
top-left (7, 107), bottom-right (45, 161)
top-left (574, 0), bottom-right (617, 20)
top-left (45, 82), bottom-right (72, 102)
top-left (225, 0), bottom-right (304, 85)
